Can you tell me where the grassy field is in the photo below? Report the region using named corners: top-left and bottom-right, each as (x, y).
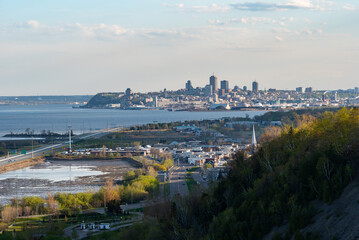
top-left (185, 172), bottom-right (198, 193)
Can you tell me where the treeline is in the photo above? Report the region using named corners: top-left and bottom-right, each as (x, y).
top-left (209, 107), bottom-right (359, 239)
top-left (92, 107), bottom-right (359, 240)
top-left (254, 107), bottom-right (340, 123)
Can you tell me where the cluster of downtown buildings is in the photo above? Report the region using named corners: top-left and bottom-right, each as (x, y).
top-left (85, 74), bottom-right (359, 111)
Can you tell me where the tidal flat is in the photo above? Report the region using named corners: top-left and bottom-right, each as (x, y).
top-left (0, 159), bottom-right (137, 205)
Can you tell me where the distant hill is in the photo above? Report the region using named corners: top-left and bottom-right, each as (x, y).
top-left (83, 92), bottom-right (123, 108)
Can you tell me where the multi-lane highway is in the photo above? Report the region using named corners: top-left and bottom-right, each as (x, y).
top-left (0, 127), bottom-right (122, 166)
top-left (169, 165), bottom-right (190, 198)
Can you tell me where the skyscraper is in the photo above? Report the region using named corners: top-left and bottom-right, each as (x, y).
top-left (305, 87), bottom-right (313, 93)
top-left (296, 87), bottom-right (304, 93)
top-left (209, 74), bottom-right (218, 95)
top-left (220, 80), bottom-right (229, 93)
top-left (252, 81), bottom-right (258, 93)
top-left (186, 80), bottom-right (193, 91)
top-left (125, 88), bottom-right (132, 96)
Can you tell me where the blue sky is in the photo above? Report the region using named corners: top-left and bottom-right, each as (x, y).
top-left (0, 0), bottom-right (358, 95)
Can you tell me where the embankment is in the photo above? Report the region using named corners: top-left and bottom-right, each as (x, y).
top-left (0, 157), bottom-right (45, 174)
top-left (48, 156), bottom-right (143, 168)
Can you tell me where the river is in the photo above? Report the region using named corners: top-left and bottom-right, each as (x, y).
top-left (0, 104), bottom-right (266, 136)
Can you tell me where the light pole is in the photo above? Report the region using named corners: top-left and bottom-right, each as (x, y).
top-left (68, 125), bottom-right (72, 153)
top-left (31, 137), bottom-right (34, 158)
top-left (16, 175), bottom-right (18, 218)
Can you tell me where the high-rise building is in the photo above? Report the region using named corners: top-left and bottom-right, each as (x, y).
top-left (296, 87), bottom-right (304, 93)
top-left (163, 88), bottom-right (168, 98)
top-left (243, 86), bottom-right (247, 91)
top-left (305, 87), bottom-right (313, 93)
top-left (153, 96), bottom-right (158, 108)
top-left (220, 80), bottom-right (229, 93)
top-left (204, 84), bottom-right (212, 96)
top-left (252, 81), bottom-right (258, 93)
top-left (186, 80), bottom-right (193, 91)
top-left (125, 88), bottom-right (132, 96)
top-left (355, 87), bottom-right (359, 94)
top-left (209, 74), bottom-right (218, 95)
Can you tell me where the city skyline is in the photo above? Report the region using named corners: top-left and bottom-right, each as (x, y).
top-left (0, 0), bottom-right (358, 95)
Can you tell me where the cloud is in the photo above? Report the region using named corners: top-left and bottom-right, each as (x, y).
top-left (275, 36), bottom-right (284, 41)
top-left (342, 4), bottom-right (356, 11)
top-left (230, 0), bottom-right (322, 11)
top-left (162, 3), bottom-right (230, 13)
top-left (73, 23), bottom-right (128, 37)
top-left (209, 17), bottom-right (295, 26)
top-left (163, 1), bottom-right (329, 13)
top-left (17, 20), bottom-right (41, 29)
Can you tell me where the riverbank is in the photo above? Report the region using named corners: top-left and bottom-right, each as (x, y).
top-left (49, 155), bottom-right (143, 168)
top-left (0, 157), bottom-right (45, 174)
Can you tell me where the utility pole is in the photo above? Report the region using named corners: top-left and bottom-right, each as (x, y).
top-left (31, 137), bottom-right (34, 158)
top-left (16, 175), bottom-right (18, 218)
top-left (68, 125), bottom-right (72, 153)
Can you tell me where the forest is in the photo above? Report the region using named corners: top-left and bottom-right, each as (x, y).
top-left (92, 107), bottom-right (359, 240)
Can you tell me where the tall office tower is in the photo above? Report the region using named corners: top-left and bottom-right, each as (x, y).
top-left (305, 87), bottom-right (313, 93)
top-left (164, 88), bottom-right (168, 98)
top-left (252, 81), bottom-right (258, 93)
top-left (125, 88), bottom-right (132, 96)
top-left (296, 87), bottom-right (304, 93)
top-left (220, 80), bottom-right (229, 93)
top-left (186, 80), bottom-right (193, 91)
top-left (355, 87), bottom-right (359, 94)
top-left (243, 86), bottom-right (247, 91)
top-left (209, 74), bottom-right (218, 95)
top-left (204, 84), bottom-right (212, 96)
top-left (153, 96), bottom-right (158, 108)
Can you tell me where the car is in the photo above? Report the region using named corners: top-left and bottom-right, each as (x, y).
top-left (182, 183), bottom-right (186, 185)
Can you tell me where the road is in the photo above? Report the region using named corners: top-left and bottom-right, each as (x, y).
top-left (191, 169), bottom-right (208, 190)
top-left (0, 127), bottom-right (122, 166)
top-left (169, 165), bottom-right (189, 199)
top-left (64, 211), bottom-right (144, 239)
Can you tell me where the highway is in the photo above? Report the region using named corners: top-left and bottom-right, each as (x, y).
top-left (169, 165), bottom-right (189, 198)
top-left (0, 127), bottom-right (122, 166)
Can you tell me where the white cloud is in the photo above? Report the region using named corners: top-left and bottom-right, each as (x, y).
top-left (275, 36), bottom-right (284, 41)
top-left (18, 20), bottom-right (41, 29)
top-left (162, 3), bottom-right (230, 13)
top-left (342, 4), bottom-right (356, 11)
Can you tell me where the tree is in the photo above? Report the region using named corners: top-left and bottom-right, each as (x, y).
top-left (1, 206), bottom-right (17, 223)
top-left (125, 171), bottom-right (136, 181)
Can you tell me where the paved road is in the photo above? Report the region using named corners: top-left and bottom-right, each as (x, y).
top-left (64, 211), bottom-right (144, 239)
top-left (169, 165), bottom-right (189, 199)
top-left (0, 127), bottom-right (122, 166)
top-left (191, 170), bottom-right (208, 190)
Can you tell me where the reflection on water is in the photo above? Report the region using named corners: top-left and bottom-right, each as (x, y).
top-left (0, 165), bottom-right (104, 182)
top-left (0, 160), bottom-right (135, 205)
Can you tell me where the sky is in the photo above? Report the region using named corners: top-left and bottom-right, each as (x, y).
top-left (0, 0), bottom-right (358, 95)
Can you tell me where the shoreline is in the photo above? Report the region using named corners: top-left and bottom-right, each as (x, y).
top-left (0, 157), bottom-right (45, 174)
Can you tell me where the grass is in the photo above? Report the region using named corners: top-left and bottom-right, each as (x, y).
top-left (164, 182), bottom-right (170, 197)
top-left (187, 166), bottom-right (200, 172)
top-left (185, 172), bottom-right (198, 193)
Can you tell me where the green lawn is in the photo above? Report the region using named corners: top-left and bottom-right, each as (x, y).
top-left (185, 172), bottom-right (198, 193)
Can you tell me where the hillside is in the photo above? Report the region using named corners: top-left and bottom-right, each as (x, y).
top-left (87, 108), bottom-right (359, 240)
top-left (208, 108), bottom-right (359, 239)
top-left (84, 92), bottom-right (122, 108)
